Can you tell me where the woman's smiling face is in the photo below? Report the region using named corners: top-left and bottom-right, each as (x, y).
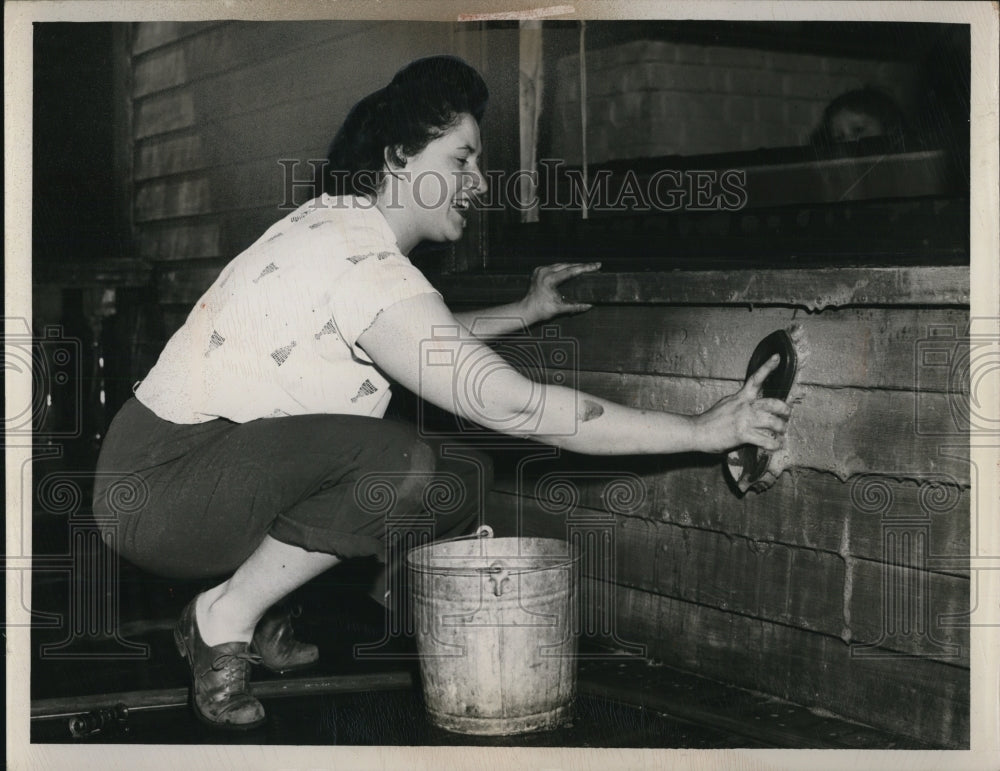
top-left (378, 113), bottom-right (487, 254)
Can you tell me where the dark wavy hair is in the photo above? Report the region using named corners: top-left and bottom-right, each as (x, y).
top-left (324, 56), bottom-right (489, 197)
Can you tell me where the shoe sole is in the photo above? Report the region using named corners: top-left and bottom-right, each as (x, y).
top-left (250, 636), bottom-right (320, 676)
top-left (260, 658), bottom-right (319, 676)
top-left (174, 624), bottom-right (268, 731)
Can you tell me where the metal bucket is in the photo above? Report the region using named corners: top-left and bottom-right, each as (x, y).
top-left (406, 525), bottom-right (579, 735)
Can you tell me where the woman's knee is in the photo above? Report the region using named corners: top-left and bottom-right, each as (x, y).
top-left (360, 421), bottom-right (436, 472)
top-left (388, 439), bottom-right (438, 516)
top-left (350, 423), bottom-right (437, 514)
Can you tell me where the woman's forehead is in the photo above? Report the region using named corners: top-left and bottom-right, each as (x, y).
top-left (438, 114), bottom-right (482, 151)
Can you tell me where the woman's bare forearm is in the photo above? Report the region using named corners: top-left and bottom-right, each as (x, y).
top-left (358, 293), bottom-right (789, 458)
top-left (452, 300), bottom-right (540, 338)
top-left (509, 384), bottom-right (702, 455)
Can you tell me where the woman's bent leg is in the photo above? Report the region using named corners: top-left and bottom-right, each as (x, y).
top-left (196, 535), bottom-right (340, 644)
top-left (95, 401), bottom-right (492, 619)
top-left (95, 401), bottom-right (462, 728)
top-left (94, 401), bottom-right (446, 580)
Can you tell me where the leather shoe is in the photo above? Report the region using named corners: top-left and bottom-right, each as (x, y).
top-left (173, 598), bottom-right (266, 730)
top-left (251, 602), bottom-right (319, 675)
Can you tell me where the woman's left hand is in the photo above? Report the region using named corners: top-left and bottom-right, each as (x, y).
top-left (523, 262), bottom-right (601, 322)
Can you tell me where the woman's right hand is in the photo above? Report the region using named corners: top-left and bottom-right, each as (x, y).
top-left (694, 354), bottom-right (792, 454)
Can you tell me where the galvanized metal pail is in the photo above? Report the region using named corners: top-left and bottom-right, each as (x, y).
top-left (406, 525), bottom-right (580, 735)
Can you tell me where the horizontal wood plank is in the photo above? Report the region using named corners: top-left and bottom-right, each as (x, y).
top-left (132, 66), bottom-right (358, 144)
top-left (136, 207), bottom-right (284, 262)
top-left (135, 133), bottom-right (204, 178)
top-left (133, 22), bottom-right (378, 99)
top-left (155, 264), bottom-right (226, 306)
top-left (575, 660), bottom-right (932, 749)
top-left (743, 150), bottom-right (956, 207)
top-left (488, 491), bottom-right (968, 664)
top-left (437, 266), bottom-right (970, 310)
top-left (33, 259), bottom-right (153, 289)
top-left (134, 104), bottom-right (329, 168)
top-left (565, 371), bottom-right (971, 483)
top-left (135, 177), bottom-right (212, 221)
top-left (625, 520), bottom-right (967, 664)
top-left (134, 104), bottom-right (328, 168)
top-left (533, 305), bottom-right (969, 392)
top-left (131, 21), bottom-right (222, 57)
top-left (137, 217), bottom-right (222, 262)
top-left (134, 153), bottom-right (325, 221)
top-left (546, 151), bottom-right (957, 211)
top-left (848, 558), bottom-right (969, 663)
top-left (493, 462), bottom-right (970, 572)
top-left (133, 22), bottom-right (444, 144)
top-left (133, 89), bottom-right (196, 138)
top-left (488, 434), bottom-right (972, 546)
top-left (611, 584), bottom-right (968, 747)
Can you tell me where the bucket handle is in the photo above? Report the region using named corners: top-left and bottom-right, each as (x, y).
top-left (475, 525), bottom-right (494, 539)
top-left (483, 559), bottom-right (511, 597)
top-left (404, 524), bottom-right (496, 573)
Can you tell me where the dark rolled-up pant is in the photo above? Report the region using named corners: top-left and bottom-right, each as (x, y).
top-left (92, 398), bottom-right (492, 581)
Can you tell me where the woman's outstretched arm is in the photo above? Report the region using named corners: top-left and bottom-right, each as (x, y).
top-left (359, 292), bottom-right (789, 456)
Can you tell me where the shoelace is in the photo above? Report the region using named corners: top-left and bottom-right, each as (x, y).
top-left (211, 650), bottom-right (262, 671)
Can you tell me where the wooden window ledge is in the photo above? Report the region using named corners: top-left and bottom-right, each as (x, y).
top-left (435, 265), bottom-right (969, 311)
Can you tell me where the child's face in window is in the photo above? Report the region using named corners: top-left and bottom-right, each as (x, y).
top-left (829, 108), bottom-right (885, 143)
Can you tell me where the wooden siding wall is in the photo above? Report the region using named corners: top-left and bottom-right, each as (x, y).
top-left (465, 281), bottom-right (971, 748)
top-left (127, 21), bottom-right (495, 335)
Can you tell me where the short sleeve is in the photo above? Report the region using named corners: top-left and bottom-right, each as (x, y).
top-left (328, 252), bottom-right (441, 362)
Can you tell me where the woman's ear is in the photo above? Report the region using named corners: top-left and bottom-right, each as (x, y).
top-left (384, 145), bottom-right (407, 171)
